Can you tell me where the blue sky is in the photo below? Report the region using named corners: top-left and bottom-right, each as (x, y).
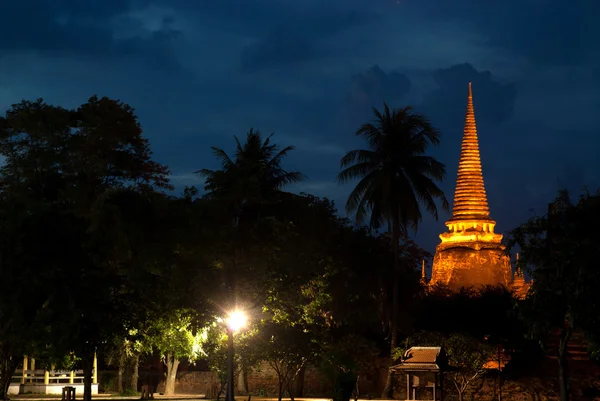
top-left (1, 0), bottom-right (599, 258)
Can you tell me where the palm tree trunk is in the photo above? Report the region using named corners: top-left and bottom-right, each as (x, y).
top-left (382, 215), bottom-right (401, 399)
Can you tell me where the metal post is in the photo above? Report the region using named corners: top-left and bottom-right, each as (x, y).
top-left (498, 344), bottom-right (502, 401)
top-left (226, 327), bottom-right (235, 401)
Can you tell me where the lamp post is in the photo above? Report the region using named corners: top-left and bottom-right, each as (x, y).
top-left (484, 334), bottom-right (504, 401)
top-left (225, 311), bottom-right (247, 401)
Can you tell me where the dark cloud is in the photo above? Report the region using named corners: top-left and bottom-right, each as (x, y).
top-left (239, 8), bottom-right (375, 72)
top-left (0, 0), bottom-right (180, 67)
top-left (421, 63), bottom-right (517, 130)
top-left (240, 28), bottom-right (326, 73)
top-left (345, 65), bottom-right (412, 124)
top-left (415, 0), bottom-right (600, 67)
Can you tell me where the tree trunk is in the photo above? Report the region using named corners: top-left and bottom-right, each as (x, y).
top-left (353, 375), bottom-right (360, 401)
top-left (557, 328), bottom-right (572, 401)
top-left (117, 350), bottom-right (125, 393)
top-left (82, 350), bottom-right (94, 401)
top-left (130, 353), bottom-right (139, 392)
top-left (237, 366), bottom-right (248, 394)
top-left (164, 354), bottom-right (179, 396)
top-left (277, 375), bottom-right (284, 401)
top-left (243, 367), bottom-right (249, 395)
top-left (217, 381), bottom-right (226, 401)
top-left (382, 215), bottom-right (401, 399)
top-left (0, 347), bottom-right (17, 401)
top-left (295, 365), bottom-right (305, 397)
top-left (457, 389), bottom-right (464, 401)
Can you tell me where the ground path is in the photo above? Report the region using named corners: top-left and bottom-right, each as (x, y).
top-left (8, 396), bottom-right (386, 401)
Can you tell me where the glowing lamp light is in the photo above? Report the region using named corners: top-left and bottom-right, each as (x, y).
top-left (226, 310), bottom-right (247, 332)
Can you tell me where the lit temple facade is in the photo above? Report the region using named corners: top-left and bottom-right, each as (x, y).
top-left (429, 83), bottom-right (529, 293)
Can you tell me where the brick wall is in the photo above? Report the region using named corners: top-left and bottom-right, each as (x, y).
top-left (390, 373), bottom-right (600, 401)
top-left (156, 370), bottom-right (220, 396)
top-left (153, 360), bottom-right (599, 401)
top-left (154, 359), bottom-right (389, 398)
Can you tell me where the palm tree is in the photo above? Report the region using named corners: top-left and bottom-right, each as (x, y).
top-left (196, 130), bottom-right (305, 372)
top-left (337, 103), bottom-right (449, 398)
top-left (198, 128), bottom-right (304, 223)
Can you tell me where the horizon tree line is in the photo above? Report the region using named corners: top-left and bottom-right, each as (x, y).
top-left (0, 95), bottom-right (597, 401)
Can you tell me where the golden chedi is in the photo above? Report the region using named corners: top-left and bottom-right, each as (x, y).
top-left (430, 83), bottom-right (512, 289)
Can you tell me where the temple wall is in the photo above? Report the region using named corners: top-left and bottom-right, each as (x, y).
top-left (431, 245), bottom-right (512, 289)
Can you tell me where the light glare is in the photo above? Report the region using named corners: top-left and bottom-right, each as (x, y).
top-left (227, 310), bottom-right (247, 332)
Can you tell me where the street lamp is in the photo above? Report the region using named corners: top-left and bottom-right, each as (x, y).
top-left (225, 310), bottom-right (247, 401)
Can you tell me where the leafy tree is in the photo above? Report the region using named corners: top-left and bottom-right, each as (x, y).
top-left (0, 197), bottom-right (65, 399)
top-left (508, 190), bottom-right (600, 401)
top-left (401, 332), bottom-right (493, 401)
top-left (319, 334), bottom-right (379, 401)
top-left (144, 309), bottom-right (207, 396)
top-left (105, 328), bottom-right (152, 394)
top-left (203, 321), bottom-right (261, 399)
top-left (337, 103), bottom-right (448, 397)
top-left (0, 97), bottom-right (173, 401)
top-left (250, 321), bottom-right (320, 401)
top-left (258, 194), bottom-right (417, 400)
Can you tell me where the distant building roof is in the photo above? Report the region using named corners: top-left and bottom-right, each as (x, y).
top-left (390, 347), bottom-right (447, 372)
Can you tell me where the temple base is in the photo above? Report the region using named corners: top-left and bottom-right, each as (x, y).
top-left (430, 241), bottom-right (512, 289)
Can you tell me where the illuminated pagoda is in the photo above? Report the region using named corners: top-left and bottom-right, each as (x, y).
top-left (429, 83), bottom-right (513, 289)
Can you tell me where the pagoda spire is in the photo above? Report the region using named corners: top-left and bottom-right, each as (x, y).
top-left (448, 82), bottom-right (492, 222)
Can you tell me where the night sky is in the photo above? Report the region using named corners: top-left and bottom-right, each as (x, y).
top-left (1, 1), bottom-right (599, 260)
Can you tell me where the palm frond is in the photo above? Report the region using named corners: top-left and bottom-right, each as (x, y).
top-left (273, 171), bottom-right (305, 188)
top-left (410, 156), bottom-right (447, 180)
top-left (210, 147), bottom-right (235, 169)
top-left (337, 162), bottom-right (376, 184)
top-left (269, 145), bottom-right (295, 166)
top-left (345, 170), bottom-right (379, 215)
top-left (355, 122), bottom-right (383, 151)
top-left (339, 149), bottom-right (379, 168)
top-left (195, 168), bottom-right (216, 178)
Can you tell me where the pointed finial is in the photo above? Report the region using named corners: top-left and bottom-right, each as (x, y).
top-left (421, 260), bottom-right (426, 279)
top-left (514, 253), bottom-right (523, 278)
top-left (447, 81), bottom-right (491, 222)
